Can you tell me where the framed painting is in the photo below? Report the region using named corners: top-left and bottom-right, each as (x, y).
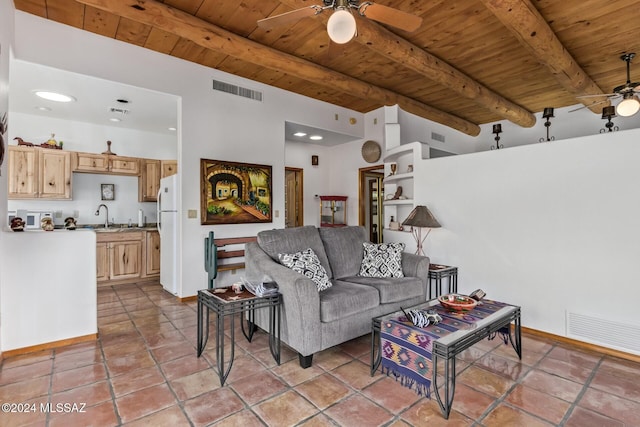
top-left (200, 159), bottom-right (272, 225)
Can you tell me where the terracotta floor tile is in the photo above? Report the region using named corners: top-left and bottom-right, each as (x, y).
top-left (102, 339), bottom-right (149, 360)
top-left (313, 348), bottom-right (354, 371)
top-left (51, 363), bottom-right (107, 393)
top-left (547, 344), bottom-right (602, 368)
top-left (131, 313), bottom-right (170, 327)
top-left (253, 390), bottom-right (318, 427)
top-left (98, 319), bottom-right (137, 336)
top-left (578, 386), bottom-right (640, 425)
top-left (54, 341), bottom-right (101, 357)
top-left (401, 399), bottom-right (473, 427)
top-left (160, 354), bottom-right (210, 380)
top-left (482, 403), bottom-right (555, 426)
top-left (169, 369), bottom-right (220, 401)
top-left (169, 315), bottom-right (198, 329)
top-left (457, 346), bottom-right (489, 364)
top-left (447, 383), bottom-right (495, 420)
top-left (565, 406), bottom-right (624, 427)
top-left (230, 369), bottom-right (288, 405)
top-left (521, 369), bottom-right (583, 402)
top-left (105, 351), bottom-right (156, 377)
top-left (504, 384), bottom-right (571, 424)
top-left (0, 395), bottom-right (48, 427)
top-left (115, 383), bottom-right (177, 424)
top-left (457, 365), bottom-right (515, 398)
top-left (182, 388), bottom-right (244, 427)
top-left (599, 355), bottom-right (640, 381)
top-left (143, 329), bottom-right (186, 349)
top-left (98, 312), bottom-right (131, 326)
top-left (150, 340), bottom-right (194, 364)
top-left (331, 359), bottom-right (379, 390)
top-left (99, 331), bottom-right (142, 348)
top-left (537, 355), bottom-right (595, 384)
top-left (338, 335), bottom-right (371, 358)
top-left (271, 359), bottom-right (324, 387)
top-left (590, 368), bottom-right (640, 401)
top-left (0, 350), bottom-right (53, 369)
top-left (298, 413), bottom-right (337, 427)
top-left (0, 359), bottom-right (52, 385)
top-left (53, 348), bottom-right (103, 372)
top-left (51, 380), bottom-right (113, 408)
top-left (295, 373), bottom-right (353, 409)
top-left (224, 354), bottom-right (266, 384)
top-left (97, 306), bottom-right (127, 317)
top-left (324, 394), bottom-right (393, 427)
top-left (475, 352), bottom-right (529, 381)
top-left (120, 405), bottom-right (189, 427)
top-left (362, 376), bottom-right (421, 414)
top-left (252, 345), bottom-right (297, 369)
top-left (110, 366), bottom-right (166, 397)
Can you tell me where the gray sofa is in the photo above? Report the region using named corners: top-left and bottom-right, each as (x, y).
top-left (245, 225), bottom-right (430, 368)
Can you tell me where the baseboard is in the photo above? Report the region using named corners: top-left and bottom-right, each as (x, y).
top-left (179, 295), bottom-right (197, 303)
top-left (1, 333), bottom-right (98, 358)
top-left (522, 326), bottom-right (640, 364)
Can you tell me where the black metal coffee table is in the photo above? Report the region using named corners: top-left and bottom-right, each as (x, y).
top-left (197, 287), bottom-right (281, 386)
top-left (371, 299), bottom-right (521, 419)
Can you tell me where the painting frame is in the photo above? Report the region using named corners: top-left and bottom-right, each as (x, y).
top-left (200, 158), bottom-right (273, 225)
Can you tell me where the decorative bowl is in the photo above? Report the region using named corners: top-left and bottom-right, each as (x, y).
top-left (438, 294), bottom-right (478, 312)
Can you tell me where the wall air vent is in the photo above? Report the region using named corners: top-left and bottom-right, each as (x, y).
top-left (108, 107), bottom-right (130, 115)
top-left (431, 131), bottom-right (445, 143)
top-left (212, 79), bottom-right (263, 102)
top-left (567, 311), bottom-right (640, 355)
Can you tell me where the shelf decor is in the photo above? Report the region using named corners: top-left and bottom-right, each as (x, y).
top-left (200, 159), bottom-right (272, 225)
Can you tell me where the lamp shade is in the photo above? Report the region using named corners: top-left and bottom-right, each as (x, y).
top-left (617, 93), bottom-right (640, 117)
top-left (602, 105), bottom-right (616, 119)
top-left (327, 9), bottom-right (356, 44)
top-left (492, 124), bottom-right (502, 134)
top-left (402, 205), bottom-right (441, 228)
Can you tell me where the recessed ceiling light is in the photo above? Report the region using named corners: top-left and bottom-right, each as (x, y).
top-left (109, 117), bottom-right (122, 122)
top-left (34, 91), bottom-right (76, 103)
top-left (309, 135), bottom-right (323, 140)
top-left (294, 132), bottom-right (307, 137)
top-left (168, 127), bottom-right (177, 131)
top-left (35, 106), bottom-right (52, 112)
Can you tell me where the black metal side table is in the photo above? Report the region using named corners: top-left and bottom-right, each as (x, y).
top-left (428, 264), bottom-right (458, 298)
top-left (197, 288), bottom-right (281, 386)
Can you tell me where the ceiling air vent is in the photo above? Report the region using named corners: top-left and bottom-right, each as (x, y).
top-left (109, 107), bottom-right (130, 115)
top-left (212, 79), bottom-right (263, 102)
top-left (431, 131), bottom-right (445, 143)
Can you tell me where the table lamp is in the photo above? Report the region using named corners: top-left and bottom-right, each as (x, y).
top-left (402, 205), bottom-right (441, 256)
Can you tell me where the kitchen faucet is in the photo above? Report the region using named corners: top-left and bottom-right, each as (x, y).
top-left (95, 204), bottom-right (109, 228)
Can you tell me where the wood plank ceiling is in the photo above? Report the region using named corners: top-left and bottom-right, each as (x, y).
top-left (13, 0), bottom-right (640, 136)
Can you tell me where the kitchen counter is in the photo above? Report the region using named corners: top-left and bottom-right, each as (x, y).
top-left (0, 228), bottom-right (97, 352)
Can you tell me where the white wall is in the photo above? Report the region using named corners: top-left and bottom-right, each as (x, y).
top-left (412, 129), bottom-right (640, 347)
top-left (11, 11), bottom-right (365, 298)
top-left (7, 113), bottom-right (176, 226)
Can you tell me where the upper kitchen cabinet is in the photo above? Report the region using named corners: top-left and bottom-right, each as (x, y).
top-left (72, 151), bottom-right (139, 176)
top-left (8, 146), bottom-right (72, 200)
top-left (161, 160), bottom-right (177, 178)
top-left (139, 159), bottom-right (161, 202)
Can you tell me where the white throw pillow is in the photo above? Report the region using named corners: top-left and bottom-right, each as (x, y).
top-left (278, 248), bottom-right (332, 292)
top-left (359, 242), bottom-right (405, 278)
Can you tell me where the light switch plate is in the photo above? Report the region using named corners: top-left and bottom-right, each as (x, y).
top-left (188, 209), bottom-right (197, 219)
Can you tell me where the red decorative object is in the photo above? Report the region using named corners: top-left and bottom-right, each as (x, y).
top-left (438, 294), bottom-right (478, 312)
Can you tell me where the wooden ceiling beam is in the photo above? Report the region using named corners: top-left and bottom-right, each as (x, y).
top-left (74, 0), bottom-right (480, 135)
top-left (275, 0), bottom-right (536, 128)
top-left (478, 0), bottom-right (609, 114)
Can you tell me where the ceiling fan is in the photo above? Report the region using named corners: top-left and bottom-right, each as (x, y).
top-left (574, 53), bottom-right (640, 116)
top-left (257, 0), bottom-right (423, 44)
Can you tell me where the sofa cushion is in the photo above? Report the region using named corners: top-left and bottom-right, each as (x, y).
top-left (359, 242), bottom-right (405, 278)
top-left (319, 226), bottom-right (368, 279)
top-left (341, 276), bottom-right (424, 303)
top-left (257, 226), bottom-right (333, 278)
top-left (278, 248), bottom-right (332, 292)
top-left (319, 280), bottom-right (380, 322)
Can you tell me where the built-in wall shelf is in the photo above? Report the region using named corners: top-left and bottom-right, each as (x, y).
top-left (384, 172), bottom-right (414, 183)
top-left (384, 199), bottom-right (414, 206)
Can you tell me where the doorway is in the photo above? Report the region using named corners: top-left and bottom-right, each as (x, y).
top-left (359, 166), bottom-right (384, 243)
top-left (285, 167), bottom-right (304, 228)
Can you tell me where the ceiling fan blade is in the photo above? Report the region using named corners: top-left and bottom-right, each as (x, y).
top-left (569, 98), bottom-right (613, 113)
top-left (257, 6), bottom-right (322, 30)
top-left (359, 3), bottom-right (422, 32)
top-left (575, 93), bottom-right (615, 99)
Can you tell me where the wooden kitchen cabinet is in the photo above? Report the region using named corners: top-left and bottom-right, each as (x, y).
top-left (96, 230), bottom-right (159, 286)
top-left (72, 151), bottom-right (139, 175)
top-left (161, 160), bottom-right (177, 178)
top-left (138, 159), bottom-right (161, 202)
top-left (143, 230), bottom-right (161, 277)
top-left (8, 146), bottom-right (72, 199)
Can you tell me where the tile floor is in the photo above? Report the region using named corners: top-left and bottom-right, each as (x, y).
top-left (1, 282), bottom-right (639, 426)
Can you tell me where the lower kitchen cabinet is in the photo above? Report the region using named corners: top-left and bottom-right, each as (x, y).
top-left (96, 230), bottom-right (159, 286)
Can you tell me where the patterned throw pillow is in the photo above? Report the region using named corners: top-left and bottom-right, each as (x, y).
top-left (359, 242), bottom-right (405, 278)
top-left (278, 248), bottom-right (332, 292)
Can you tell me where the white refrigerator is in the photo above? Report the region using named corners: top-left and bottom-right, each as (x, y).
top-left (157, 174), bottom-right (178, 295)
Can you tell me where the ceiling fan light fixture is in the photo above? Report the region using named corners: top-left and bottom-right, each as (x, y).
top-left (327, 9), bottom-right (356, 44)
top-left (617, 92), bottom-right (640, 117)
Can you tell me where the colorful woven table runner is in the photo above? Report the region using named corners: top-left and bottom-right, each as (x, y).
top-left (380, 299), bottom-right (511, 397)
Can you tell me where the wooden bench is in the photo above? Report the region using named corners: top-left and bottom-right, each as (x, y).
top-left (214, 236), bottom-right (257, 272)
